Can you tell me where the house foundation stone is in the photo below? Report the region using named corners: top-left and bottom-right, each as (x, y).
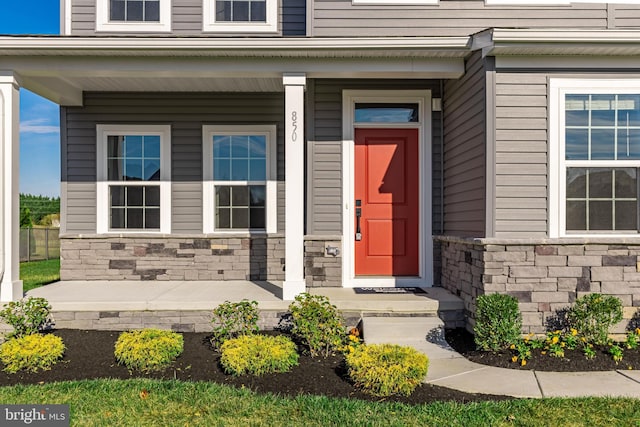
top-left (437, 236), bottom-right (640, 334)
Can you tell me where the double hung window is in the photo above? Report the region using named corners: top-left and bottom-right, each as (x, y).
top-left (96, 0), bottom-right (171, 32)
top-left (551, 80), bottom-right (640, 236)
top-left (97, 125), bottom-right (171, 233)
top-left (203, 125), bottom-right (277, 233)
top-left (202, 0), bottom-right (277, 32)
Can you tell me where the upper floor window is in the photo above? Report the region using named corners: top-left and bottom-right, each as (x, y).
top-left (96, 125), bottom-right (172, 233)
top-left (202, 0), bottom-right (277, 32)
top-left (110, 0), bottom-right (160, 22)
top-left (550, 79), bottom-right (640, 237)
top-left (96, 0), bottom-right (171, 32)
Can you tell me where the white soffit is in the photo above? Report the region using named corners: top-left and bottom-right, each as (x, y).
top-left (0, 36), bottom-right (469, 105)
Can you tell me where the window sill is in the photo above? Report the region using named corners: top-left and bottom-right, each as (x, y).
top-left (202, 23), bottom-right (278, 33)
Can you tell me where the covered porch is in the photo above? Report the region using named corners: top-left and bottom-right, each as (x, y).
top-left (0, 35), bottom-right (469, 303)
top-left (19, 280), bottom-right (464, 332)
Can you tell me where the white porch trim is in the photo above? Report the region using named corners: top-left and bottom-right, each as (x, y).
top-left (282, 73), bottom-right (306, 300)
top-left (341, 90), bottom-right (433, 288)
top-left (0, 73), bottom-right (23, 302)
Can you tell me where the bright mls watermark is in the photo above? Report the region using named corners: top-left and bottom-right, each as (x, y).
top-left (1, 405), bottom-right (69, 426)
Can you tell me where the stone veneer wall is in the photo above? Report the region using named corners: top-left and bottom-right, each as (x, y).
top-left (304, 236), bottom-right (342, 287)
top-left (437, 236), bottom-right (640, 334)
top-left (60, 235), bottom-right (285, 281)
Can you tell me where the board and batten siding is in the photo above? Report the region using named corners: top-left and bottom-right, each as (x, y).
top-left (311, 1), bottom-right (640, 37)
top-left (70, 0), bottom-right (305, 36)
top-left (62, 92), bottom-right (285, 234)
top-left (442, 51), bottom-right (486, 237)
top-left (308, 79), bottom-right (443, 236)
top-left (493, 72), bottom-right (548, 238)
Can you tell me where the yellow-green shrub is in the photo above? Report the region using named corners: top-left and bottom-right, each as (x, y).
top-left (220, 334), bottom-right (299, 376)
top-left (0, 334), bottom-right (65, 373)
top-left (114, 329), bottom-right (184, 373)
top-left (345, 343), bottom-right (429, 397)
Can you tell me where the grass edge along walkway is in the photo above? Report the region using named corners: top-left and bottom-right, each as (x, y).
top-left (0, 379), bottom-right (638, 426)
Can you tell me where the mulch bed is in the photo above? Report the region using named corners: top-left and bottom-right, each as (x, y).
top-left (0, 329), bottom-right (509, 405)
top-left (445, 328), bottom-right (640, 372)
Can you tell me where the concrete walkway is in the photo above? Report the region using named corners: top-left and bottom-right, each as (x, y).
top-left (362, 317), bottom-right (640, 398)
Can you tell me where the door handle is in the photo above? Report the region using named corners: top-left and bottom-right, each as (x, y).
top-left (355, 200), bottom-right (362, 241)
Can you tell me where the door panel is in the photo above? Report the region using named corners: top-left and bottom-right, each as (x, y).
top-left (354, 128), bottom-right (419, 276)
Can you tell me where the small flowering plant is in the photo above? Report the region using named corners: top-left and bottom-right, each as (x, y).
top-left (342, 327), bottom-right (363, 354)
top-left (625, 328), bottom-right (640, 350)
top-left (545, 331), bottom-right (566, 358)
top-left (609, 343), bottom-right (624, 364)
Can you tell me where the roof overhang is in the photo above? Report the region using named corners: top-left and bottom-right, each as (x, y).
top-left (483, 29), bottom-right (640, 57)
top-left (475, 29), bottom-right (640, 70)
top-left (0, 36), bottom-right (470, 106)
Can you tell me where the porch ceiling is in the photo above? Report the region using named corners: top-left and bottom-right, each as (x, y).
top-left (0, 36), bottom-right (471, 106)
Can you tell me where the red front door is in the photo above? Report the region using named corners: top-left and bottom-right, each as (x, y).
top-left (354, 128), bottom-right (419, 276)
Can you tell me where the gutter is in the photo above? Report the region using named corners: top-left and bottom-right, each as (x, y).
top-left (476, 28), bottom-right (640, 57)
top-left (0, 36), bottom-right (472, 58)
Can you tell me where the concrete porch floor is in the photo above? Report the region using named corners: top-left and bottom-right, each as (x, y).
top-left (27, 280), bottom-right (463, 314)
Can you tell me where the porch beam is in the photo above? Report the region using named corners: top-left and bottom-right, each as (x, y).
top-left (282, 73), bottom-right (306, 301)
top-left (0, 72), bottom-right (23, 302)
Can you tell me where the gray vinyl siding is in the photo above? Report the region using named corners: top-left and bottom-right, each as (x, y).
top-left (62, 92), bottom-right (285, 234)
top-left (611, 5), bottom-right (640, 28)
top-left (442, 51), bottom-right (486, 238)
top-left (71, 0), bottom-right (305, 36)
top-left (493, 73), bottom-right (548, 238)
top-left (311, 1), bottom-right (640, 37)
top-left (308, 79), bottom-right (443, 236)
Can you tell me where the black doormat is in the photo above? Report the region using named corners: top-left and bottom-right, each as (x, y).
top-left (353, 287), bottom-right (426, 294)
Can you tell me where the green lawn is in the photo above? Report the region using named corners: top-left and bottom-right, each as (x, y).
top-left (0, 379), bottom-right (638, 426)
top-left (20, 258), bottom-right (60, 292)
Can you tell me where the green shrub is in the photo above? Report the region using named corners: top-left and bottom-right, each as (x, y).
top-left (0, 334), bottom-right (65, 373)
top-left (211, 300), bottom-right (260, 350)
top-left (0, 297), bottom-right (52, 339)
top-left (567, 294), bottom-right (623, 345)
top-left (474, 293), bottom-right (522, 351)
top-left (345, 344), bottom-right (429, 397)
top-left (114, 329), bottom-right (184, 373)
top-left (288, 293), bottom-right (346, 358)
top-left (220, 334), bottom-right (299, 376)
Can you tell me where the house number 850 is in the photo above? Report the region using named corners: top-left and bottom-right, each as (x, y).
top-left (291, 111), bottom-right (298, 142)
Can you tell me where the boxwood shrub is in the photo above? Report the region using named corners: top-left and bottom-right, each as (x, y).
top-left (474, 293), bottom-right (522, 351)
top-left (345, 343), bottom-right (429, 397)
top-left (0, 333), bottom-right (65, 373)
top-left (220, 334), bottom-right (299, 376)
top-left (114, 329), bottom-right (184, 373)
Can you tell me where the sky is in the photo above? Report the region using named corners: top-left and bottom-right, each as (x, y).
top-left (0, 1), bottom-right (61, 198)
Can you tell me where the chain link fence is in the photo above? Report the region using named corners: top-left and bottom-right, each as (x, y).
top-left (19, 228), bottom-right (60, 262)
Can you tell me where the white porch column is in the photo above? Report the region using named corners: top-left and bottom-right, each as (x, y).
top-left (282, 73), bottom-right (306, 300)
top-left (0, 73), bottom-right (23, 302)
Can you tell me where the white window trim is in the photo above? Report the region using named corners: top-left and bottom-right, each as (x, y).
top-left (550, 78), bottom-right (640, 238)
top-left (96, 0), bottom-right (172, 32)
top-left (96, 124), bottom-right (172, 234)
top-left (202, 0), bottom-right (278, 33)
top-left (202, 125), bottom-right (277, 234)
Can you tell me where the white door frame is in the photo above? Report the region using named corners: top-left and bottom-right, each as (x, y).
top-left (341, 90), bottom-right (433, 288)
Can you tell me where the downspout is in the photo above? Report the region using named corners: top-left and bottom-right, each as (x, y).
top-left (0, 90), bottom-right (5, 284)
top-left (439, 79), bottom-right (444, 235)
